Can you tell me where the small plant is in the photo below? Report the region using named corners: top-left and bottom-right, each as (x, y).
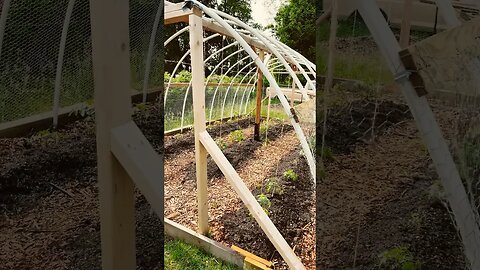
top-left (215, 138), bottom-right (228, 150)
top-left (230, 130), bottom-right (245, 142)
top-left (318, 169), bottom-right (327, 180)
top-left (135, 102), bottom-right (147, 112)
top-left (283, 169), bottom-right (298, 182)
top-left (378, 246), bottom-right (421, 270)
top-left (409, 212), bottom-right (423, 230)
top-left (36, 129), bottom-right (51, 138)
top-left (256, 194), bottom-right (271, 216)
top-left (264, 178), bottom-right (284, 196)
top-left (69, 103), bottom-right (95, 118)
top-left (321, 147), bottom-right (334, 160)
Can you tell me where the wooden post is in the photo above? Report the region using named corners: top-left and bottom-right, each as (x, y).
top-left (399, 0), bottom-right (413, 48)
top-left (190, 8), bottom-right (209, 235)
top-left (89, 0), bottom-right (136, 268)
top-left (290, 65), bottom-right (296, 107)
top-left (254, 49), bottom-right (264, 141)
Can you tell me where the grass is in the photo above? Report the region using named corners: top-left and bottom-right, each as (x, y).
top-left (165, 239), bottom-right (239, 270)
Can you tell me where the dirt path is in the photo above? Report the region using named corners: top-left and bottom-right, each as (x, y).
top-left (164, 119), bottom-right (316, 269)
top-left (316, 97), bottom-right (465, 269)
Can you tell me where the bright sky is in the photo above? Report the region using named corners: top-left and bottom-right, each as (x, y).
top-left (251, 0), bottom-right (288, 27)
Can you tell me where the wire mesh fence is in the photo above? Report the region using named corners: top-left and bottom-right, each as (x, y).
top-left (317, 2), bottom-right (480, 269)
top-left (0, 0), bottom-right (164, 125)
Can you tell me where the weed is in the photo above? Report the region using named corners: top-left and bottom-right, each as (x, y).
top-left (378, 246), bottom-right (421, 270)
top-left (321, 147), bottom-right (334, 160)
top-left (409, 212), bottom-right (423, 230)
top-left (230, 130), bottom-right (245, 142)
top-left (36, 129), bottom-right (51, 138)
top-left (256, 194), bottom-right (271, 216)
top-left (283, 169), bottom-right (299, 182)
top-left (264, 178), bottom-right (284, 196)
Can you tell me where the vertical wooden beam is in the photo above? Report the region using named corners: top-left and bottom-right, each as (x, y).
top-left (399, 0), bottom-right (413, 48)
top-left (254, 49), bottom-right (264, 141)
top-left (190, 7), bottom-right (209, 235)
top-left (89, 0), bottom-right (136, 269)
top-left (290, 65), bottom-right (296, 107)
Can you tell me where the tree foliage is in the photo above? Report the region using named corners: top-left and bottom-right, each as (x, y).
top-left (274, 0), bottom-right (316, 62)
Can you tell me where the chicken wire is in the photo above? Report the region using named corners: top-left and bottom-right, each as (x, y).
top-left (0, 0), bottom-right (163, 124)
top-left (318, 2), bottom-right (480, 268)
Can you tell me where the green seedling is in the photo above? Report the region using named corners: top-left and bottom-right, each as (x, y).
top-left (265, 178), bottom-right (284, 196)
top-left (283, 169), bottom-right (299, 182)
top-left (36, 129), bottom-right (51, 138)
top-left (230, 130), bottom-right (245, 142)
top-left (321, 147), bottom-right (334, 160)
top-left (215, 138), bottom-right (228, 151)
top-left (256, 194), bottom-right (271, 216)
top-left (379, 246), bottom-right (421, 270)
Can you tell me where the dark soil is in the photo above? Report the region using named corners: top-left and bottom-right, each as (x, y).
top-left (0, 107), bottom-right (164, 270)
top-left (316, 96), bottom-right (466, 269)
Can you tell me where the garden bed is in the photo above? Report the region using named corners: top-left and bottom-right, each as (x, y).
top-left (164, 116), bottom-right (316, 269)
top-left (0, 106), bottom-right (166, 269)
top-left (316, 94), bottom-right (466, 269)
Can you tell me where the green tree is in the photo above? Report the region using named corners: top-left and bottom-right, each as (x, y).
top-left (274, 0), bottom-right (316, 62)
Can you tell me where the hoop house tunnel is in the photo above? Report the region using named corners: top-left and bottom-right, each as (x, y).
top-left (163, 0), bottom-right (317, 181)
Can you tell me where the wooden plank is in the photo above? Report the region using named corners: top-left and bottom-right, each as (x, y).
top-left (0, 103), bottom-right (86, 138)
top-left (164, 218), bottom-right (244, 268)
top-left (0, 89), bottom-right (161, 139)
top-left (189, 9), bottom-right (209, 235)
top-left (231, 245), bottom-right (272, 267)
top-left (399, 0), bottom-right (413, 48)
top-left (254, 49), bottom-right (264, 141)
top-left (403, 16), bottom-right (480, 99)
top-left (110, 121), bottom-right (163, 217)
top-left (166, 82), bottom-right (255, 88)
top-left (164, 2), bottom-right (194, 25)
top-left (89, 0), bottom-right (136, 268)
top-left (198, 131), bottom-right (305, 269)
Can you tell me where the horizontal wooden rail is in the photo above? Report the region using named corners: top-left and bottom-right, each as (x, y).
top-left (164, 218), bottom-right (244, 267)
top-left (165, 82), bottom-right (255, 88)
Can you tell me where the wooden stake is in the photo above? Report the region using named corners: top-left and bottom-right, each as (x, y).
top-left (189, 8), bottom-right (209, 235)
top-left (254, 49), bottom-right (264, 141)
top-left (89, 0), bottom-right (135, 268)
top-left (399, 0), bottom-right (413, 48)
top-left (290, 65), bottom-right (296, 107)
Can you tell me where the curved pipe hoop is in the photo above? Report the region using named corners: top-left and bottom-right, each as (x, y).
top-left (53, 0), bottom-right (76, 128)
